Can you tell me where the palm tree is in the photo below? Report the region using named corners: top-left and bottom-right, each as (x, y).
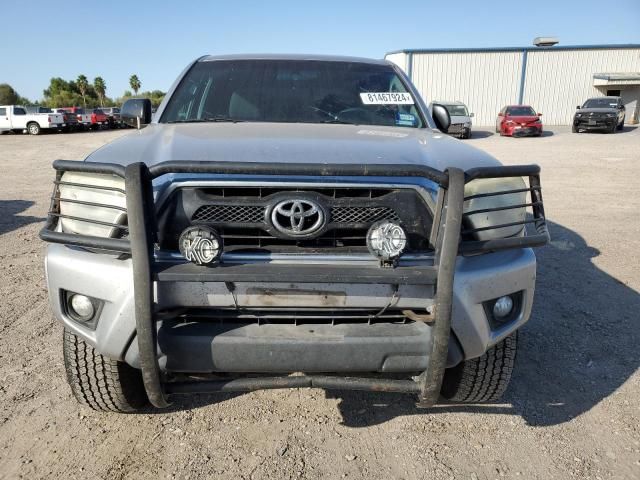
top-left (93, 77), bottom-right (106, 107)
top-left (76, 75), bottom-right (89, 107)
top-left (129, 74), bottom-right (141, 96)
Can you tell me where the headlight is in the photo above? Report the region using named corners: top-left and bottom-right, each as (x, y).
top-left (58, 172), bottom-right (127, 237)
top-left (505, 120), bottom-right (515, 125)
top-left (576, 113), bottom-right (583, 118)
top-left (464, 121), bottom-right (472, 127)
top-left (606, 113), bottom-right (615, 118)
top-left (464, 177), bottom-right (527, 241)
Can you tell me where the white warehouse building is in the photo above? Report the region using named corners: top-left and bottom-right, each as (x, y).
top-left (385, 44), bottom-right (640, 126)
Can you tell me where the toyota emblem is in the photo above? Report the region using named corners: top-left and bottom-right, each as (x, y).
top-left (270, 198), bottom-right (326, 237)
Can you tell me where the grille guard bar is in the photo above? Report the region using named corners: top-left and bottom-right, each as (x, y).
top-left (39, 160), bottom-right (549, 408)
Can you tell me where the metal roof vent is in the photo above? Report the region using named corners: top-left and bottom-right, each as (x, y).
top-left (533, 37), bottom-right (559, 47)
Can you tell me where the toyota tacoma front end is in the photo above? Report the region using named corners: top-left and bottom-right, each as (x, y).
top-left (40, 55), bottom-right (548, 412)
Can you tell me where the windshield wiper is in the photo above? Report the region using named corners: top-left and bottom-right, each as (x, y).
top-left (167, 116), bottom-right (245, 124)
top-left (319, 119), bottom-right (359, 125)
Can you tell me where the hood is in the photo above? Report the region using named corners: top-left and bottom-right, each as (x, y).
top-left (504, 115), bottom-right (541, 123)
top-left (450, 115), bottom-right (471, 124)
top-left (576, 107), bottom-right (618, 114)
top-left (86, 122), bottom-right (501, 173)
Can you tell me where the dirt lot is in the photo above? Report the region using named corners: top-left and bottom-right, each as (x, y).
top-left (0, 126), bottom-right (639, 480)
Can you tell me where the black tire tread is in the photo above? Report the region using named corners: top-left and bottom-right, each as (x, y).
top-left (441, 332), bottom-right (517, 403)
top-left (63, 329), bottom-right (147, 412)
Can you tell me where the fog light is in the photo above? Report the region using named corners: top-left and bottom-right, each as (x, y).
top-left (366, 221), bottom-right (407, 260)
top-left (493, 295), bottom-right (514, 318)
top-left (179, 226), bottom-right (222, 265)
top-left (69, 294), bottom-right (95, 321)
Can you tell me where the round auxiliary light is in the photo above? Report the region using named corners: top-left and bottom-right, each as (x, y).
top-left (179, 226), bottom-right (222, 265)
top-left (366, 221), bottom-right (407, 260)
top-left (69, 294), bottom-right (95, 321)
top-left (493, 295), bottom-right (514, 318)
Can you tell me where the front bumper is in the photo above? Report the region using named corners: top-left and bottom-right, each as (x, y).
top-left (41, 161), bottom-right (548, 406)
top-left (574, 117), bottom-right (616, 131)
top-left (448, 124), bottom-right (470, 137)
top-left (503, 124), bottom-right (542, 137)
top-left (46, 244), bottom-right (536, 373)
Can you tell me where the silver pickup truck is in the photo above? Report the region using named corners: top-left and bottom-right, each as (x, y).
top-left (40, 54), bottom-right (549, 413)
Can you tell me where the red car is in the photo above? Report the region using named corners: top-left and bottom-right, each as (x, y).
top-left (496, 105), bottom-right (543, 137)
top-left (88, 108), bottom-right (108, 129)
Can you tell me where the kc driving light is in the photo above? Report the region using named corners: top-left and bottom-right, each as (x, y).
top-left (493, 295), bottom-right (514, 318)
top-left (179, 226), bottom-right (222, 265)
top-left (366, 221), bottom-right (407, 260)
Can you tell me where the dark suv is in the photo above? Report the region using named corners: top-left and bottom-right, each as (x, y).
top-left (573, 96), bottom-right (625, 133)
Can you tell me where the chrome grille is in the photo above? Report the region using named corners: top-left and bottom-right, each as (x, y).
top-left (192, 205), bottom-right (399, 225)
top-left (161, 186), bottom-right (432, 253)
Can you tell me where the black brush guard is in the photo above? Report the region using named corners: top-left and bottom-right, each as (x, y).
top-left (40, 160), bottom-right (549, 408)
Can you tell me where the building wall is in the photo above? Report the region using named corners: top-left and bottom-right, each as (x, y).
top-left (385, 52), bottom-right (408, 73)
top-left (387, 47), bottom-right (640, 126)
top-left (524, 48), bottom-right (640, 125)
top-left (408, 51), bottom-right (522, 126)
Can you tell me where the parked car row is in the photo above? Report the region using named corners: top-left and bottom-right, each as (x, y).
top-left (429, 95), bottom-right (626, 139)
top-left (0, 105), bottom-right (123, 134)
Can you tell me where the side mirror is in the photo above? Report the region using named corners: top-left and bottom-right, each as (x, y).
top-left (121, 98), bottom-right (152, 129)
top-left (576, 105), bottom-right (581, 109)
top-left (431, 103), bottom-right (450, 133)
top-left (469, 112), bottom-right (474, 117)
top-left (538, 113), bottom-right (543, 116)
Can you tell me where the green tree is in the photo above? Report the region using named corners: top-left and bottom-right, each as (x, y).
top-left (94, 77), bottom-right (106, 107)
top-left (0, 84), bottom-right (19, 104)
top-left (116, 89), bottom-right (165, 108)
top-left (76, 75), bottom-right (89, 107)
top-left (129, 74), bottom-right (141, 95)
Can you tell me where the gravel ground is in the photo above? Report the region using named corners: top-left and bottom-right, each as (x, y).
top-left (0, 126), bottom-right (638, 480)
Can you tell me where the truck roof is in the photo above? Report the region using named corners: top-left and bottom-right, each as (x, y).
top-left (200, 53), bottom-right (390, 65)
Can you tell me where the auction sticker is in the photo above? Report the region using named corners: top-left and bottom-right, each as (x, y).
top-left (360, 92), bottom-right (414, 105)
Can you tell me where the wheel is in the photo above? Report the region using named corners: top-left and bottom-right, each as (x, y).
top-left (608, 123), bottom-right (617, 134)
top-left (441, 332), bottom-right (517, 402)
top-left (617, 120), bottom-right (624, 131)
top-left (27, 122), bottom-right (41, 135)
top-left (63, 329), bottom-right (148, 412)
top-left (572, 125), bottom-right (578, 133)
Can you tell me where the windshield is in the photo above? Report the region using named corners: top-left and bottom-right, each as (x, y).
top-left (583, 98), bottom-right (618, 109)
top-left (506, 106), bottom-right (536, 116)
top-left (160, 60), bottom-right (424, 128)
top-left (444, 104), bottom-right (468, 116)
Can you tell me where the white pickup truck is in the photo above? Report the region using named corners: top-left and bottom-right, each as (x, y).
top-left (0, 105), bottom-right (65, 135)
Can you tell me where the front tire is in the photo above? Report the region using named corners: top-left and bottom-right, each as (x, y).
top-left (63, 329), bottom-right (148, 412)
top-left (440, 332), bottom-right (518, 402)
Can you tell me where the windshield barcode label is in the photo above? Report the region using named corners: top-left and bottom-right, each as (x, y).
top-left (360, 92), bottom-right (414, 105)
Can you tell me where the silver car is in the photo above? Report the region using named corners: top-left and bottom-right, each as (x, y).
top-left (40, 55), bottom-right (548, 413)
top-left (430, 101), bottom-right (474, 139)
